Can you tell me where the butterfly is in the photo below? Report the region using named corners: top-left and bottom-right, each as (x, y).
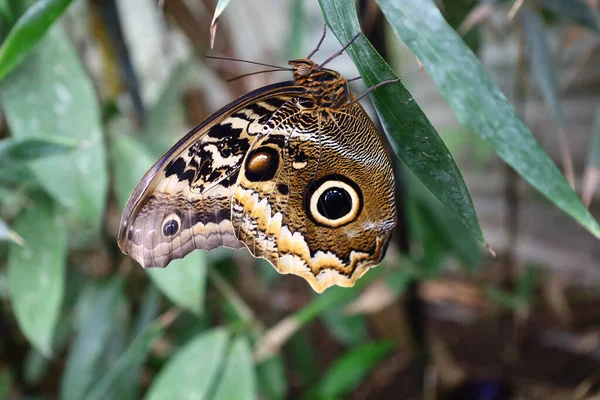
top-left (117, 30), bottom-right (397, 293)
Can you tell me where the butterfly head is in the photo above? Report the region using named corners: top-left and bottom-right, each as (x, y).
top-left (289, 59), bottom-right (350, 108)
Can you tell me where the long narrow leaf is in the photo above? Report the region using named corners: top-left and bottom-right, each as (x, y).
top-left (0, 0), bottom-right (74, 79)
top-left (60, 278), bottom-right (124, 400)
top-left (145, 328), bottom-right (229, 400)
top-left (521, 8), bottom-right (562, 125)
top-left (312, 341), bottom-right (393, 398)
top-left (583, 105), bottom-right (600, 206)
top-left (0, 0), bottom-right (14, 23)
top-left (0, 136), bottom-right (78, 161)
top-left (257, 355), bottom-right (287, 400)
top-left (86, 309), bottom-right (179, 400)
top-left (8, 194), bottom-right (66, 355)
top-left (521, 7), bottom-right (574, 185)
top-left (318, 0), bottom-right (484, 243)
top-left (375, 0), bottom-right (600, 238)
top-left (539, 0), bottom-right (600, 33)
top-left (212, 336), bottom-right (257, 400)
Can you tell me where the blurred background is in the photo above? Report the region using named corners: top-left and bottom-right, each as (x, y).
top-left (1, 0), bottom-right (600, 399)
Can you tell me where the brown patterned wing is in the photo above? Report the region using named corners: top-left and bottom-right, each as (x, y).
top-left (232, 99), bottom-right (397, 292)
top-left (117, 83), bottom-right (305, 268)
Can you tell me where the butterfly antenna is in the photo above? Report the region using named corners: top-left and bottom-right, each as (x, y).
top-left (348, 77), bottom-right (401, 104)
top-left (347, 76), bottom-right (362, 83)
top-left (307, 24), bottom-right (327, 59)
top-left (226, 68), bottom-right (290, 83)
top-left (317, 32), bottom-right (362, 70)
top-left (205, 55), bottom-right (288, 70)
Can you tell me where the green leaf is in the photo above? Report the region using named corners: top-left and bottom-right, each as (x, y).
top-left (23, 318), bottom-right (71, 385)
top-left (110, 133), bottom-right (155, 211)
top-left (516, 265), bottom-right (539, 304)
top-left (287, 0), bottom-right (305, 60)
top-left (212, 336), bottom-right (257, 400)
top-left (146, 253), bottom-right (207, 315)
top-left (318, 0), bottom-right (483, 243)
top-left (521, 7), bottom-right (563, 125)
top-left (111, 133), bottom-right (207, 315)
top-left (139, 60), bottom-right (191, 156)
top-left (60, 278), bottom-right (124, 400)
top-left (0, 0), bottom-right (14, 23)
top-left (257, 355), bottom-right (287, 400)
top-left (538, 0), bottom-right (600, 33)
top-left (288, 331), bottom-right (320, 384)
top-left (146, 328), bottom-right (229, 400)
top-left (321, 308), bottom-right (367, 346)
top-left (86, 310), bottom-right (179, 400)
top-left (485, 286), bottom-right (523, 311)
top-left (313, 341), bottom-right (393, 398)
top-left (405, 167), bottom-right (482, 271)
top-left (117, 284), bottom-right (162, 399)
top-left (0, 161), bottom-right (36, 185)
top-left (0, 135), bottom-right (78, 161)
top-left (0, 26), bottom-right (108, 230)
top-left (8, 193), bottom-right (66, 355)
top-left (375, 0), bottom-right (600, 239)
top-left (110, 130), bottom-right (154, 211)
top-left (583, 106), bottom-right (600, 206)
top-left (0, 217), bottom-right (23, 245)
top-left (0, 0), bottom-right (75, 79)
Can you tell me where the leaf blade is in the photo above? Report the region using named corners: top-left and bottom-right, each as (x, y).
top-left (8, 194), bottom-right (66, 355)
top-left (212, 336), bottom-right (257, 400)
top-left (318, 0), bottom-right (483, 243)
top-left (60, 278), bottom-right (125, 400)
top-left (538, 0), bottom-right (600, 33)
top-left (145, 328), bottom-right (229, 400)
top-left (0, 135), bottom-right (78, 162)
top-left (146, 253), bottom-right (206, 315)
top-left (0, 0), bottom-right (75, 79)
top-left (86, 309), bottom-right (179, 400)
top-left (314, 341), bottom-right (393, 398)
top-left (376, 0), bottom-right (600, 238)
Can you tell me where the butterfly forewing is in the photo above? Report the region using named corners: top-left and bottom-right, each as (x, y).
top-left (118, 83), bottom-right (306, 268)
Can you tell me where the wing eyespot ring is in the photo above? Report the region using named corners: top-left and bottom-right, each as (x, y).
top-left (305, 175), bottom-right (362, 228)
top-left (162, 213), bottom-right (182, 237)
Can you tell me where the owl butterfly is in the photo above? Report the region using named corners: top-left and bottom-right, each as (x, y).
top-left (118, 30), bottom-right (397, 293)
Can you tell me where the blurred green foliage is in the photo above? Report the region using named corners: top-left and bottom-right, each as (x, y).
top-left (0, 0), bottom-right (598, 398)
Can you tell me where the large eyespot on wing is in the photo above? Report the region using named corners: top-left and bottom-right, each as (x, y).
top-left (304, 175), bottom-right (363, 229)
top-left (118, 86), bottom-right (304, 268)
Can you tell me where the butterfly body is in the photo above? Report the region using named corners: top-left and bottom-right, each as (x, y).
top-left (118, 57), bottom-right (396, 293)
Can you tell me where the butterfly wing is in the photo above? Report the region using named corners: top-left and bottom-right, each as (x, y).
top-left (232, 99), bottom-right (396, 292)
top-left (118, 83), bottom-right (305, 268)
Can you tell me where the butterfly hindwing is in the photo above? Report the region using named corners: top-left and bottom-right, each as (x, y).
top-left (118, 85), bottom-right (304, 268)
top-left (233, 99), bottom-right (396, 293)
